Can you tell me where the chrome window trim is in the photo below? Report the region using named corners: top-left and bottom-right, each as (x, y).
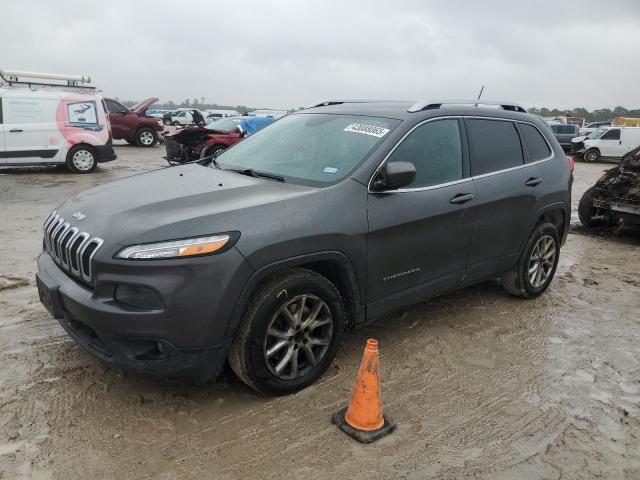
top-left (368, 115), bottom-right (555, 194)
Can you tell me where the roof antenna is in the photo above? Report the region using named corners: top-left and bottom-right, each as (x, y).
top-left (476, 85), bottom-right (485, 107)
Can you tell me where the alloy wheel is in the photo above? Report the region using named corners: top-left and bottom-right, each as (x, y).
top-left (528, 235), bottom-right (556, 288)
top-left (263, 294), bottom-right (333, 380)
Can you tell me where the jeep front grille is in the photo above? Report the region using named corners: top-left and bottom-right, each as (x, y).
top-left (43, 211), bottom-right (104, 283)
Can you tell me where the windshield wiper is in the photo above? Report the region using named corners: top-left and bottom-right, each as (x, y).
top-left (225, 168), bottom-right (285, 182)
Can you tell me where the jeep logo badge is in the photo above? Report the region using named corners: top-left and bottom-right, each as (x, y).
top-left (72, 211), bottom-right (87, 221)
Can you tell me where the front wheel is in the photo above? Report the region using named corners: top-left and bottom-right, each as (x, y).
top-left (502, 222), bottom-right (560, 298)
top-left (136, 127), bottom-right (157, 147)
top-left (228, 269), bottom-right (345, 395)
top-left (584, 148), bottom-right (600, 163)
top-left (201, 145), bottom-right (226, 160)
top-left (66, 145), bottom-right (97, 173)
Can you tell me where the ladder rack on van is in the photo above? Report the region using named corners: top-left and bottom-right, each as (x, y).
top-left (0, 69), bottom-right (96, 91)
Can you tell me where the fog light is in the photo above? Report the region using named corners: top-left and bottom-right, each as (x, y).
top-left (114, 285), bottom-right (163, 310)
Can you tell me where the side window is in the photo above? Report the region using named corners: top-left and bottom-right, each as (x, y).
top-left (467, 119), bottom-right (524, 176)
top-left (67, 101), bottom-right (98, 124)
top-left (386, 119), bottom-right (462, 188)
top-left (3, 97), bottom-right (58, 124)
top-left (601, 129), bottom-right (620, 140)
top-left (104, 99), bottom-right (124, 114)
top-left (519, 123), bottom-right (551, 162)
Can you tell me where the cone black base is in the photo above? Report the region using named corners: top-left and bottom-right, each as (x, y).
top-left (331, 407), bottom-right (396, 443)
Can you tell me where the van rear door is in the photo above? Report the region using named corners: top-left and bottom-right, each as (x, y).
top-left (0, 96), bottom-right (6, 164)
top-left (3, 92), bottom-right (63, 165)
top-left (621, 129), bottom-right (640, 156)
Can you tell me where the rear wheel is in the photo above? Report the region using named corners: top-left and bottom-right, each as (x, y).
top-left (584, 148), bottom-right (600, 163)
top-left (171, 121), bottom-right (180, 126)
top-left (66, 145), bottom-right (97, 173)
top-left (135, 127), bottom-right (157, 147)
top-left (502, 222), bottom-right (560, 298)
top-left (228, 269), bottom-right (345, 395)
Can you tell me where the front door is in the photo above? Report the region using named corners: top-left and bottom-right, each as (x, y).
top-left (597, 128), bottom-right (623, 158)
top-left (366, 118), bottom-right (477, 317)
top-left (104, 99), bottom-right (129, 139)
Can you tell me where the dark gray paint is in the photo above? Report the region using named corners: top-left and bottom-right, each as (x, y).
top-left (37, 101), bottom-right (572, 379)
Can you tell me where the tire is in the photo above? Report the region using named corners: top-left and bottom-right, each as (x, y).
top-left (171, 121), bottom-right (180, 127)
top-left (578, 187), bottom-right (599, 227)
top-left (228, 268), bottom-right (345, 395)
top-left (201, 145), bottom-right (226, 160)
top-left (135, 127), bottom-right (157, 147)
top-left (584, 148), bottom-right (600, 163)
top-left (66, 145), bottom-right (97, 173)
top-left (502, 222), bottom-right (560, 298)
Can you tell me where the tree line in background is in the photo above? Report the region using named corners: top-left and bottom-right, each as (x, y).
top-left (114, 98), bottom-right (640, 120)
top-left (117, 97), bottom-right (254, 112)
top-left (528, 106), bottom-right (640, 121)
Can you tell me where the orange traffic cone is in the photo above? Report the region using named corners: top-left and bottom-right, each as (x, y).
top-left (332, 339), bottom-right (396, 443)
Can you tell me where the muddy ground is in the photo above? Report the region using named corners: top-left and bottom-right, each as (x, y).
top-left (1, 146), bottom-right (639, 479)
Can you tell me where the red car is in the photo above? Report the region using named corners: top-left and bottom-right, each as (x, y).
top-left (103, 97), bottom-right (163, 147)
top-left (164, 116), bottom-right (275, 164)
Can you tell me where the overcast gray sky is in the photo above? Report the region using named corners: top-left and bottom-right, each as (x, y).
top-left (1, 0), bottom-right (639, 110)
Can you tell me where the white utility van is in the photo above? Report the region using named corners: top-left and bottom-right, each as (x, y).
top-left (0, 69), bottom-right (115, 173)
top-left (581, 126), bottom-right (640, 162)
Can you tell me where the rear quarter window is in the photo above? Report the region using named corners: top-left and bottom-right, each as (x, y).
top-left (519, 123), bottom-right (552, 162)
top-left (467, 119), bottom-right (524, 176)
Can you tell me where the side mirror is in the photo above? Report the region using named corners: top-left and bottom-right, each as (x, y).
top-left (371, 161), bottom-right (416, 191)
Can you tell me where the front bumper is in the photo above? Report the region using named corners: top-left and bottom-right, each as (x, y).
top-left (36, 247), bottom-right (252, 379)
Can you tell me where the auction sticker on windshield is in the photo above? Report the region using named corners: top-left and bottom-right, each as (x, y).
top-left (344, 123), bottom-right (390, 138)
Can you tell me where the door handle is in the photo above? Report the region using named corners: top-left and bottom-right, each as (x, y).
top-left (525, 177), bottom-right (543, 187)
top-left (9, 129), bottom-right (23, 133)
top-left (449, 193), bottom-right (474, 205)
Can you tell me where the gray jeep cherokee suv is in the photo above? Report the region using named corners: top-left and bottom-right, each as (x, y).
top-left (36, 100), bottom-right (572, 395)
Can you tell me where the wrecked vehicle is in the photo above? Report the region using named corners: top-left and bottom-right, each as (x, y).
top-left (164, 116), bottom-right (275, 165)
top-left (579, 145), bottom-right (640, 227)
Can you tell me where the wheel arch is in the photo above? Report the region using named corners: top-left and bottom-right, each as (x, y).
top-left (525, 203), bottom-right (569, 248)
top-left (224, 252), bottom-right (364, 347)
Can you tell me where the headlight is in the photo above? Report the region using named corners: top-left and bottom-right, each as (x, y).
top-left (116, 234), bottom-right (230, 260)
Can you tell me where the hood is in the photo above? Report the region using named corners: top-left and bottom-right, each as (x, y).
top-left (167, 126), bottom-right (228, 142)
top-left (56, 164), bottom-right (314, 249)
top-left (132, 97), bottom-right (159, 115)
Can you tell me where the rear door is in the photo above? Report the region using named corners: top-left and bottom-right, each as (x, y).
top-left (3, 92), bottom-right (62, 164)
top-left (366, 117), bottom-right (477, 314)
top-left (0, 96), bottom-right (5, 164)
top-left (620, 129), bottom-right (640, 156)
top-left (465, 117), bottom-right (543, 281)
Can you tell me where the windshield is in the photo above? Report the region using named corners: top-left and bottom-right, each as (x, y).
top-left (205, 117), bottom-right (242, 131)
top-left (214, 113), bottom-right (400, 185)
top-left (587, 128), bottom-right (607, 139)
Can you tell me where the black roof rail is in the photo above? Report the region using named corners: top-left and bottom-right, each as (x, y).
top-left (304, 99), bottom-right (400, 109)
top-left (408, 99), bottom-right (527, 114)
